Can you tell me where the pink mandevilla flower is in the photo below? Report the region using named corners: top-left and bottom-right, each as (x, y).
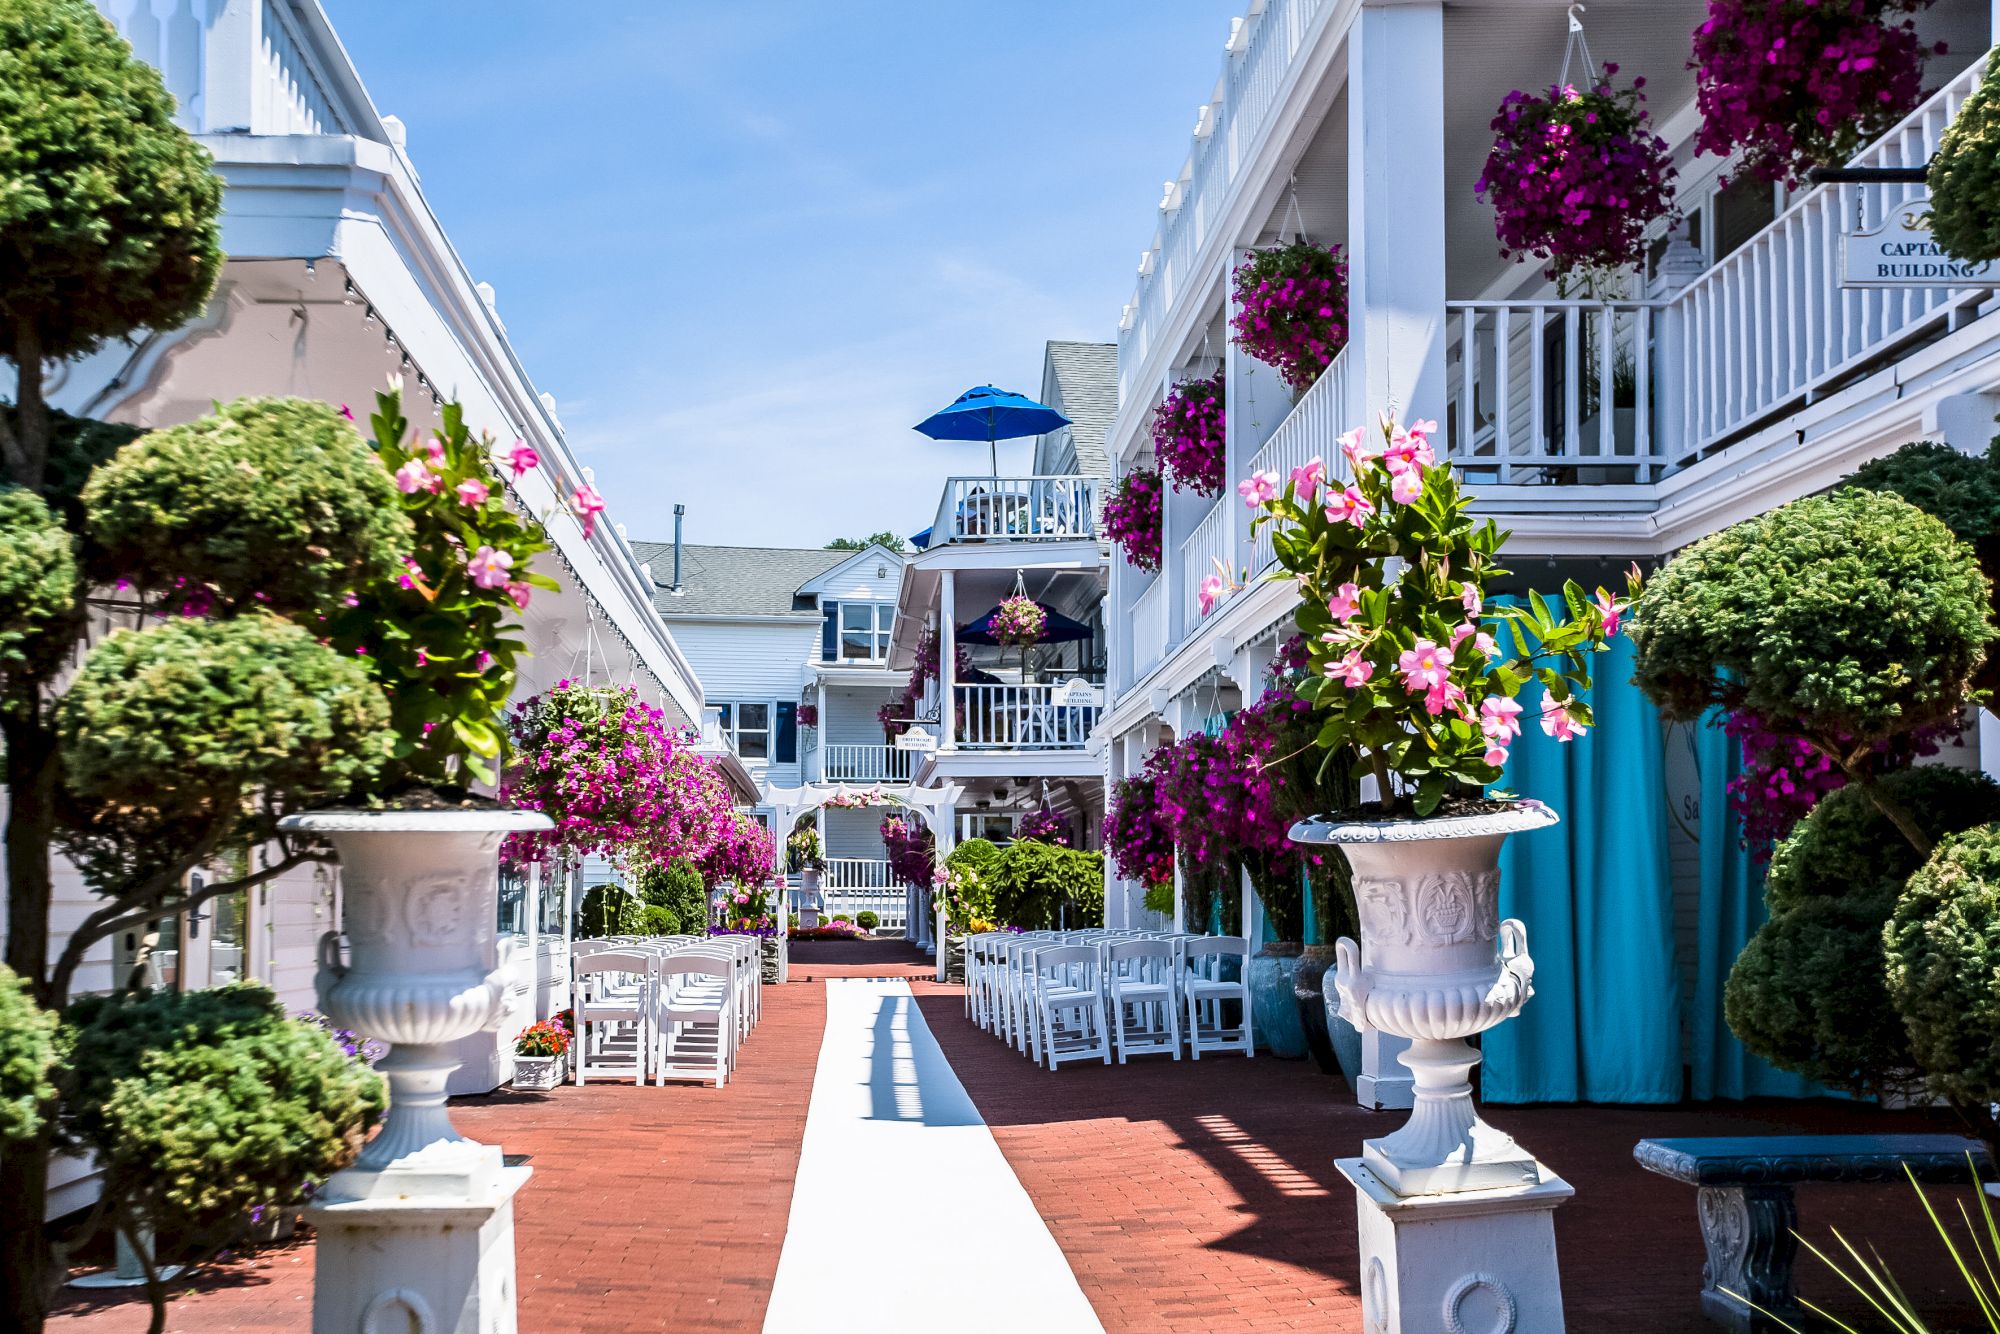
top-left (507, 441), bottom-right (539, 480)
top-left (570, 483), bottom-right (607, 538)
top-left (1397, 639), bottom-right (1453, 693)
top-left (455, 478), bottom-right (490, 508)
top-left (1323, 486), bottom-right (1374, 528)
top-left (393, 459), bottom-right (430, 494)
top-left (1238, 470), bottom-right (1280, 508)
top-left (1289, 457), bottom-right (1327, 506)
top-left (1389, 468), bottom-right (1424, 505)
top-left (1327, 582), bottom-right (1362, 623)
top-left (1331, 650), bottom-right (1373, 688)
top-left (467, 545), bottom-right (514, 590)
top-left (1540, 696), bottom-right (1587, 742)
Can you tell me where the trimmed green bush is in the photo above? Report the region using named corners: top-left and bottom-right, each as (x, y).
top-left (55, 615), bottom-right (393, 887)
top-left (634, 856), bottom-right (706, 935)
top-left (1631, 489), bottom-right (1992, 747)
top-left (61, 983), bottom-right (385, 1242)
top-left (1764, 768), bottom-right (2000, 915)
top-left (84, 397), bottom-right (410, 617)
top-left (992, 841), bottom-right (1106, 930)
top-left (1847, 441), bottom-right (2000, 548)
top-left (578, 884), bottom-right (643, 938)
top-left (855, 911), bottom-right (879, 930)
top-left (0, 965), bottom-right (56, 1143)
top-left (0, 486), bottom-right (75, 680)
top-left (831, 913), bottom-right (850, 923)
top-left (1885, 824), bottom-right (2000, 1138)
top-left (1928, 55), bottom-right (2000, 263)
top-left (638, 904), bottom-right (676, 936)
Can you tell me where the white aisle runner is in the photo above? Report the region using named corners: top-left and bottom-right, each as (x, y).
top-left (763, 978), bottom-right (1103, 1333)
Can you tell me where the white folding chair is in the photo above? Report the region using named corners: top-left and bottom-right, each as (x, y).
top-left (1029, 943), bottom-right (1111, 1071)
top-left (1105, 937), bottom-right (1182, 1062)
top-left (1182, 936), bottom-right (1254, 1059)
top-left (651, 955), bottom-right (735, 1087)
top-left (573, 950), bottom-right (654, 1085)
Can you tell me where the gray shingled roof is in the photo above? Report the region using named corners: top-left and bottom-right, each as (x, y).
top-left (629, 541), bottom-right (846, 619)
top-left (1046, 340), bottom-right (1116, 481)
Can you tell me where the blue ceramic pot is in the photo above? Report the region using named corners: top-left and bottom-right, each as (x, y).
top-left (1249, 942), bottom-right (1308, 1058)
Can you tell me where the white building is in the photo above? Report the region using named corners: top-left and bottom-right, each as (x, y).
top-left (634, 535), bottom-right (915, 923)
top-left (7, 0), bottom-right (720, 1214)
top-left (1101, 0), bottom-right (2000, 1086)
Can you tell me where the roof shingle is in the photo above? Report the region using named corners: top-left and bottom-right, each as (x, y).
top-left (629, 541), bottom-right (847, 619)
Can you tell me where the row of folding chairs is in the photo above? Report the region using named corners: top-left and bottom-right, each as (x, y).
top-left (569, 935), bottom-right (762, 1088)
top-left (963, 931), bottom-right (1256, 1071)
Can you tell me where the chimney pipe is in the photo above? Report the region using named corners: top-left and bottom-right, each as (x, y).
top-left (671, 504), bottom-right (685, 593)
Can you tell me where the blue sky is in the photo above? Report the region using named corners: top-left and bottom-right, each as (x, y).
top-left (327, 2), bottom-right (1229, 548)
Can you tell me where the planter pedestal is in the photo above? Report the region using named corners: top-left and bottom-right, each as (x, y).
top-left (1294, 803), bottom-right (1571, 1331)
top-left (1338, 1158), bottom-right (1573, 1334)
top-left (280, 807), bottom-right (551, 1334)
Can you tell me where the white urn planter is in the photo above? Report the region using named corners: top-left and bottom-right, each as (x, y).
top-left (279, 807), bottom-right (552, 1334)
top-left (1293, 802), bottom-right (1573, 1334)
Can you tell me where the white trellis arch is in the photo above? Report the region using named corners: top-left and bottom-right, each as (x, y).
top-left (764, 782), bottom-right (963, 962)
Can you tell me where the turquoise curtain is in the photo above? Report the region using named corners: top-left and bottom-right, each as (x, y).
top-left (1482, 633), bottom-right (1683, 1104)
top-left (1687, 708), bottom-right (1828, 1100)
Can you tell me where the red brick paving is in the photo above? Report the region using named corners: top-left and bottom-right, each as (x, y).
top-left (48, 939), bottom-right (1988, 1332)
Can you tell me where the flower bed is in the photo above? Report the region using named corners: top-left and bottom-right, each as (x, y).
top-left (789, 919), bottom-right (873, 942)
top-left (1229, 242), bottom-right (1349, 394)
top-left (1152, 374), bottom-right (1226, 496)
top-left (1477, 67), bottom-right (1675, 282)
top-left (1104, 468), bottom-right (1164, 572)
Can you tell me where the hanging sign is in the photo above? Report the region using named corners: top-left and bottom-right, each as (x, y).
top-left (894, 726), bottom-right (937, 752)
top-left (1055, 678), bottom-right (1102, 708)
top-left (1843, 202), bottom-right (2000, 287)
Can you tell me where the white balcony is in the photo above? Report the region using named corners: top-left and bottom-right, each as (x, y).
top-left (927, 476), bottom-right (1098, 547)
top-left (818, 744), bottom-right (916, 785)
top-left (954, 683), bottom-right (1100, 751)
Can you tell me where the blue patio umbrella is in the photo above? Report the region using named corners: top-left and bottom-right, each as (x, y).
top-left (915, 386), bottom-right (1071, 477)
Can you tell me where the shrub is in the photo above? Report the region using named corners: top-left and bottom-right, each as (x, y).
top-left (1631, 489), bottom-right (1992, 851)
top-left (1847, 441), bottom-right (2000, 548)
top-left (1885, 823), bottom-right (2000, 1150)
top-left (1727, 768), bottom-right (2000, 1098)
top-left (1928, 49), bottom-right (2000, 263)
top-left (577, 884), bottom-right (642, 938)
top-left (855, 910), bottom-right (879, 930)
top-left (83, 398), bottom-right (409, 618)
top-left (993, 841), bottom-right (1105, 930)
top-left (61, 983), bottom-right (385, 1245)
top-left (832, 914), bottom-right (851, 923)
top-left (635, 857), bottom-right (707, 935)
top-left (1142, 882), bottom-right (1175, 918)
top-left (0, 965), bottom-right (56, 1144)
top-left (638, 905), bottom-right (677, 936)
top-left (0, 486), bottom-right (76, 681)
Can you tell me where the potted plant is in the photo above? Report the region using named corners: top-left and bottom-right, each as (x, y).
top-left (1691, 0), bottom-right (1945, 187)
top-left (1239, 413), bottom-right (1635, 1193)
top-left (511, 1018), bottom-right (571, 1091)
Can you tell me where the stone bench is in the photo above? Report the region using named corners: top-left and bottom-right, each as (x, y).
top-left (1633, 1133), bottom-right (1992, 1332)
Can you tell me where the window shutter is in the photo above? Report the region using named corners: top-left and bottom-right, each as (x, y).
top-left (775, 702), bottom-right (798, 764)
top-left (821, 602), bottom-right (838, 661)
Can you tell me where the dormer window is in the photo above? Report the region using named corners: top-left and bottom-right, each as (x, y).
top-left (833, 602), bottom-right (894, 661)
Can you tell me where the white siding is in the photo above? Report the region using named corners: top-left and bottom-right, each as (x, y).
top-left (803, 551), bottom-right (905, 605)
top-left (669, 618), bottom-right (817, 792)
top-left (824, 684), bottom-right (900, 747)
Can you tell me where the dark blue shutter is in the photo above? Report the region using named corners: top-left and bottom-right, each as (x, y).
top-left (821, 602), bottom-right (838, 661)
top-left (775, 702), bottom-right (798, 763)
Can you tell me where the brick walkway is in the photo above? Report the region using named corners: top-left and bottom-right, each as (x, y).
top-left (50, 938), bottom-right (1984, 1332)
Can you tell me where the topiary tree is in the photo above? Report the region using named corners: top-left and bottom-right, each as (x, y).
top-left (0, 0), bottom-right (224, 491)
top-left (638, 904), bottom-right (677, 936)
top-left (1726, 768), bottom-right (2000, 1100)
top-left (1846, 440), bottom-right (2000, 715)
top-left (1885, 821), bottom-right (2000, 1158)
top-left (635, 857), bottom-right (707, 936)
top-left (60, 983), bottom-right (385, 1312)
top-left (578, 884), bottom-right (644, 938)
top-left (0, 965), bottom-right (57, 1146)
top-left (1631, 489), bottom-right (1994, 854)
top-left (1927, 53), bottom-right (2000, 264)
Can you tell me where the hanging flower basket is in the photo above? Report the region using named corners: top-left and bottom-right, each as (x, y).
top-left (1229, 242), bottom-right (1349, 395)
top-left (796, 702), bottom-right (818, 727)
top-left (992, 595), bottom-right (1047, 649)
top-left (1103, 468), bottom-right (1164, 573)
top-left (1152, 374), bottom-right (1227, 496)
top-left (1477, 67), bottom-right (1677, 281)
top-left (1692, 0), bottom-right (1944, 187)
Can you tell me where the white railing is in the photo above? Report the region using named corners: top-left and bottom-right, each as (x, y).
top-left (96, 0), bottom-right (364, 137)
top-left (1668, 55), bottom-right (1989, 464)
top-left (929, 477), bottom-right (1097, 546)
top-left (820, 744), bottom-right (915, 784)
top-left (1445, 301), bottom-right (1665, 484)
top-left (1247, 347), bottom-right (1352, 570)
top-left (820, 859), bottom-right (905, 929)
top-left (1121, 0), bottom-right (1332, 393)
top-left (955, 684), bottom-right (1101, 750)
top-left (1179, 499), bottom-right (1230, 631)
top-left (1130, 578), bottom-right (1168, 686)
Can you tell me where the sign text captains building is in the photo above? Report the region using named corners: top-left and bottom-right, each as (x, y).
top-left (1843, 202), bottom-right (2000, 287)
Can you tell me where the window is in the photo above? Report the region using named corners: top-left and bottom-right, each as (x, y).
top-left (498, 865), bottom-right (528, 936)
top-left (839, 602), bottom-right (894, 661)
top-left (717, 702), bottom-right (771, 759)
top-left (538, 866), bottom-right (568, 935)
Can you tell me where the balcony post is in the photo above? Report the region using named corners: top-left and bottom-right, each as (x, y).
top-left (814, 680), bottom-right (828, 783)
top-left (1347, 0), bottom-right (1447, 426)
top-left (939, 573), bottom-right (957, 752)
top-left (1647, 223), bottom-right (1707, 471)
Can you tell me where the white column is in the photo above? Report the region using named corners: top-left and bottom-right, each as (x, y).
top-left (939, 573), bottom-right (958, 751)
top-left (1347, 0), bottom-right (1447, 427)
top-left (814, 680), bottom-right (829, 783)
